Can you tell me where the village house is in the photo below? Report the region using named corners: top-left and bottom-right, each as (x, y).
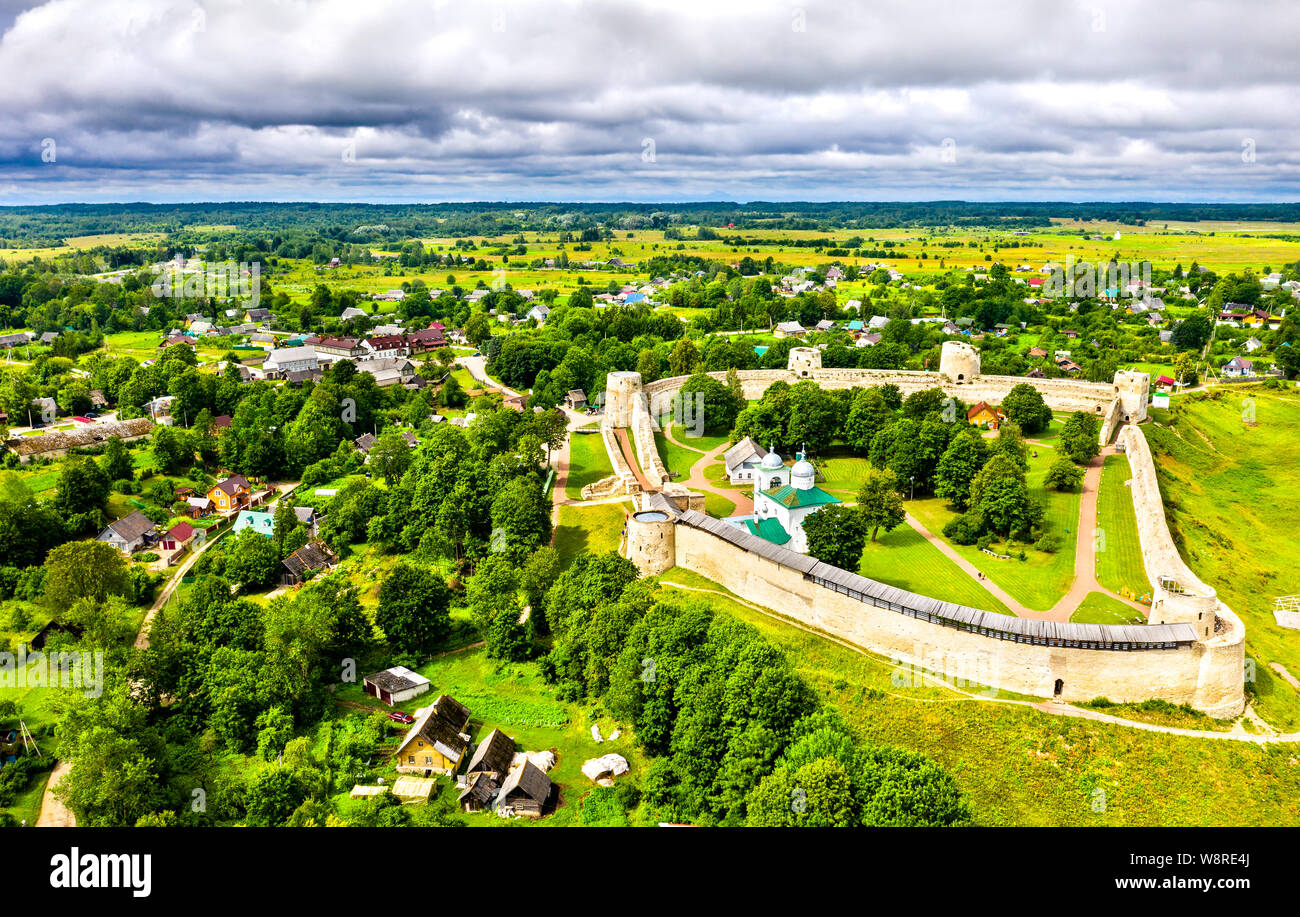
top-left (280, 539), bottom-right (339, 585)
top-left (967, 401), bottom-right (1005, 429)
top-left (1222, 356), bottom-right (1255, 378)
top-left (97, 510), bottom-right (155, 554)
top-left (526, 303), bottom-right (551, 325)
top-left (363, 665), bottom-right (431, 706)
top-left (312, 337), bottom-right (365, 362)
top-left (208, 474), bottom-right (252, 515)
top-left (262, 346), bottom-right (319, 378)
top-left (356, 357), bottom-right (416, 387)
top-left (405, 326), bottom-right (446, 353)
top-left (394, 695), bottom-right (472, 777)
top-left (232, 509), bottom-right (276, 538)
top-left (722, 436), bottom-right (770, 485)
top-left (773, 320), bottom-right (805, 338)
top-left (564, 389), bottom-right (587, 410)
top-left (362, 334), bottom-right (409, 359)
top-left (496, 759), bottom-right (555, 818)
top-left (458, 728), bottom-right (517, 813)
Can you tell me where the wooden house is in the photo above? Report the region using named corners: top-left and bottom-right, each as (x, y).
top-left (208, 474), bottom-right (252, 515)
top-left (394, 695), bottom-right (471, 776)
top-left (497, 760), bottom-right (554, 818)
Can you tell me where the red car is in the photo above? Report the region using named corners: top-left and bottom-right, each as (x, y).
top-left (387, 711), bottom-right (414, 724)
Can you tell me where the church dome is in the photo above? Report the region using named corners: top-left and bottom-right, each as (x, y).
top-left (790, 457), bottom-right (816, 489)
top-left (759, 449), bottom-right (784, 471)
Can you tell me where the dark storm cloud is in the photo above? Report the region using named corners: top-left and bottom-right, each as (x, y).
top-left (0, 0), bottom-right (1296, 202)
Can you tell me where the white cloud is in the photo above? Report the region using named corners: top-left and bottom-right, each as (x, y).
top-left (0, 0), bottom-right (1296, 202)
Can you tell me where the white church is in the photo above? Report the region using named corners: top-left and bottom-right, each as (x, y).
top-left (725, 446), bottom-right (841, 553)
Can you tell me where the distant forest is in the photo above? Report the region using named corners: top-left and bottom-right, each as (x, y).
top-left (3, 200), bottom-right (1300, 247)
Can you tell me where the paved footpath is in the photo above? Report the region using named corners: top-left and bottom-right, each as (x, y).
top-left (905, 445), bottom-right (1147, 622)
top-left (663, 425), bottom-right (755, 515)
top-left (1044, 446), bottom-right (1149, 619)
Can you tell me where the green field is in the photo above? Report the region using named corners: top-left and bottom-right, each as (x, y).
top-left (656, 569), bottom-right (1300, 825)
top-left (1142, 386), bottom-right (1300, 730)
top-left (563, 432), bottom-right (614, 501)
top-left (1070, 591), bottom-right (1147, 625)
top-left (857, 522), bottom-right (1015, 616)
top-left (554, 501), bottom-right (629, 566)
top-left (1094, 454), bottom-right (1151, 599)
top-left (330, 643), bottom-right (651, 826)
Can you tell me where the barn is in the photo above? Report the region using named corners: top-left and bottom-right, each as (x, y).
top-left (363, 666), bottom-right (431, 706)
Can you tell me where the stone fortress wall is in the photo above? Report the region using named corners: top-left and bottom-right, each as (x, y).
top-left (643, 516), bottom-right (1244, 717)
top-left (629, 386), bottom-right (671, 489)
top-left (641, 342), bottom-right (1147, 449)
top-left (614, 344), bottom-right (1243, 718)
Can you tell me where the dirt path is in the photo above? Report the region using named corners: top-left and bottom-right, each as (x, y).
top-left (456, 355), bottom-right (520, 398)
top-left (662, 426), bottom-right (754, 515)
top-left (612, 427), bottom-right (655, 491)
top-left (34, 760), bottom-right (75, 827)
top-left (1044, 446), bottom-right (1149, 619)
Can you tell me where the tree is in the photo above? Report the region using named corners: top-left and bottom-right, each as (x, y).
top-left (54, 457), bottom-right (110, 517)
top-left (376, 562), bottom-right (452, 656)
top-left (747, 757), bottom-right (861, 827)
top-left (1170, 312), bottom-right (1213, 351)
top-left (856, 469), bottom-right (906, 541)
top-left (933, 434), bottom-right (987, 510)
top-left (255, 706), bottom-right (295, 761)
top-left (42, 539), bottom-right (129, 609)
top-left (225, 529), bottom-right (280, 589)
top-left (1060, 411), bottom-right (1101, 464)
top-left (802, 505), bottom-right (868, 570)
top-left (1044, 454), bottom-right (1084, 491)
top-left (244, 765), bottom-right (306, 827)
top-left (100, 436), bottom-right (135, 483)
top-left (968, 453), bottom-right (1040, 538)
top-left (368, 427), bottom-right (412, 485)
top-left (999, 383), bottom-right (1052, 434)
top-left (679, 372), bottom-right (742, 435)
top-left (668, 338), bottom-right (701, 377)
top-left (489, 475), bottom-right (552, 559)
top-left (992, 421), bottom-right (1028, 470)
top-left (466, 555), bottom-right (529, 660)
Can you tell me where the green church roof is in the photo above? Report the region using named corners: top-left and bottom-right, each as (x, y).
top-left (763, 484), bottom-right (842, 509)
top-left (744, 517), bottom-right (791, 545)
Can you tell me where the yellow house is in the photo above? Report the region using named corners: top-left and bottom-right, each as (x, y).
top-left (967, 401), bottom-right (1004, 429)
top-left (394, 695), bottom-right (471, 777)
top-left (207, 474), bottom-right (252, 514)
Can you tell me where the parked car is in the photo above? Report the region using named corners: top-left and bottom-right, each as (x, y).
top-left (387, 711), bottom-right (414, 724)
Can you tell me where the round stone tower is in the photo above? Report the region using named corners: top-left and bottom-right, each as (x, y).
top-left (939, 340), bottom-right (981, 384)
top-left (625, 509), bottom-right (676, 575)
top-left (788, 346), bottom-right (822, 378)
top-left (1113, 369), bottom-right (1150, 424)
top-left (602, 370), bottom-right (643, 428)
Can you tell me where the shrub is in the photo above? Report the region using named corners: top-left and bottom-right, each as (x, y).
top-left (942, 513), bottom-right (984, 546)
top-left (1034, 533), bottom-right (1060, 553)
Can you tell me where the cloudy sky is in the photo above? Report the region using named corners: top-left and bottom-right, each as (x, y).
top-left (0, 0), bottom-right (1296, 204)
